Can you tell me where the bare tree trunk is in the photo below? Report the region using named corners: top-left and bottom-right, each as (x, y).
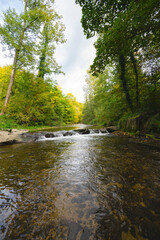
top-left (38, 24), bottom-right (49, 79)
top-left (119, 54), bottom-right (134, 113)
top-left (0, 53), bottom-right (18, 115)
top-left (131, 53), bottom-right (139, 109)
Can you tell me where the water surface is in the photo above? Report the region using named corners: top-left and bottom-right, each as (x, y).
top-left (0, 134), bottom-right (160, 239)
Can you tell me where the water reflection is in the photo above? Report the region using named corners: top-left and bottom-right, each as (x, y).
top-left (0, 135), bottom-right (160, 239)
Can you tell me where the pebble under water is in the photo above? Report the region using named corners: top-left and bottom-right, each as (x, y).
top-left (0, 133), bottom-right (160, 239)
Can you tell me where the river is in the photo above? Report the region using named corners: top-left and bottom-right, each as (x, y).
top-left (0, 129), bottom-right (160, 239)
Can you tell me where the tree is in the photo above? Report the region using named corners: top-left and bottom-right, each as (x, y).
top-left (0, 66), bottom-right (12, 110)
top-left (66, 93), bottom-right (83, 123)
top-left (0, 0), bottom-right (64, 115)
top-left (83, 68), bottom-right (127, 125)
top-left (76, 0), bottom-right (160, 113)
top-left (37, 3), bottom-right (65, 79)
top-left (0, 66), bottom-right (82, 126)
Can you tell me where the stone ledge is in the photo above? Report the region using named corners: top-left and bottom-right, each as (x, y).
top-left (0, 129), bottom-right (28, 146)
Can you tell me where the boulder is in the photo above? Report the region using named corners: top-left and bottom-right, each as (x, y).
top-left (63, 131), bottom-right (74, 136)
top-left (92, 129), bottom-right (100, 133)
top-left (75, 129), bottom-right (90, 134)
top-left (0, 129), bottom-right (28, 146)
top-left (100, 128), bottom-right (108, 133)
top-left (107, 126), bottom-right (119, 133)
top-left (45, 133), bottom-right (55, 138)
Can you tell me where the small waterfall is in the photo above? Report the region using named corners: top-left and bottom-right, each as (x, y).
top-left (36, 128), bottom-right (109, 141)
top-left (22, 128), bottom-right (109, 142)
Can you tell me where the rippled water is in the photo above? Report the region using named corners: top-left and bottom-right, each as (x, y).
top-left (0, 134), bottom-right (160, 240)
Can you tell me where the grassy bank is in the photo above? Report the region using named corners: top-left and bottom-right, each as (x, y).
top-left (0, 115), bottom-right (65, 131)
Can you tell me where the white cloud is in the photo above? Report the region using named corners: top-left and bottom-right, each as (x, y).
top-left (54, 34), bottom-right (96, 102)
top-left (0, 46), bottom-right (12, 66)
top-left (54, 0), bottom-right (96, 102)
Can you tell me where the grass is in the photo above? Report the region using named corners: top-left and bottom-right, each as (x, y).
top-left (0, 115), bottom-right (73, 132)
top-left (0, 115), bottom-right (19, 130)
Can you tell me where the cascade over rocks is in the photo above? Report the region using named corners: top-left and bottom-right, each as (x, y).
top-left (21, 128), bottom-right (109, 142)
top-left (75, 129), bottom-right (90, 134)
top-left (0, 128), bottom-right (109, 146)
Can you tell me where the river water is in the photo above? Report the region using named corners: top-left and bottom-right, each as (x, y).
top-left (0, 131), bottom-right (160, 240)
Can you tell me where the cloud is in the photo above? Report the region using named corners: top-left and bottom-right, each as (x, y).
top-left (54, 0), bottom-right (96, 102)
top-left (0, 46), bottom-right (12, 66)
top-left (56, 68), bottom-right (86, 101)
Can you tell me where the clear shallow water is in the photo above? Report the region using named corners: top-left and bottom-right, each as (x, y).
top-left (0, 134), bottom-right (160, 240)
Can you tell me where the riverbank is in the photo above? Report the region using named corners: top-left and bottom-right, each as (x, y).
top-left (112, 130), bottom-right (160, 150)
top-left (0, 124), bottom-right (90, 145)
top-left (0, 126), bottom-right (160, 150)
top-left (0, 129), bottom-right (28, 145)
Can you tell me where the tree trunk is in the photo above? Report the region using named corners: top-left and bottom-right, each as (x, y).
top-left (119, 54), bottom-right (134, 113)
top-left (0, 53), bottom-right (18, 115)
top-left (0, 1), bottom-right (27, 115)
top-left (131, 53), bottom-right (139, 108)
top-left (38, 24), bottom-right (49, 79)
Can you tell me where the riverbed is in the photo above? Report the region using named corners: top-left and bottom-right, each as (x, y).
top-left (0, 131), bottom-right (160, 239)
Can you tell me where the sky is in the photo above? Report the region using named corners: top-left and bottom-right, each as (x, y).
top-left (0, 0), bottom-right (96, 102)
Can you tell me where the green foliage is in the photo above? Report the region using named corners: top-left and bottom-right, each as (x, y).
top-left (83, 68), bottom-right (128, 125)
top-left (83, 66), bottom-right (160, 131)
top-left (77, 0), bottom-right (160, 131)
top-left (0, 66), bottom-right (11, 106)
top-left (0, 66), bottom-right (82, 127)
top-left (37, 3), bottom-right (65, 78)
top-left (66, 93), bottom-right (83, 123)
top-left (0, 0), bottom-right (65, 114)
top-left (0, 115), bottom-right (18, 130)
top-left (147, 114), bottom-right (160, 133)
top-left (0, 1), bottom-right (46, 68)
top-left (0, 1), bottom-right (82, 127)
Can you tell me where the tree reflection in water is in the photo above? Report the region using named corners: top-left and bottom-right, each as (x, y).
top-left (0, 135), bottom-right (160, 239)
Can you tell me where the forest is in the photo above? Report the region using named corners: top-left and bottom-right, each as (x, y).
top-left (0, 0), bottom-right (82, 129)
top-left (77, 0), bottom-right (160, 134)
top-left (0, 0), bottom-right (160, 134)
top-left (0, 66), bottom-right (83, 127)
